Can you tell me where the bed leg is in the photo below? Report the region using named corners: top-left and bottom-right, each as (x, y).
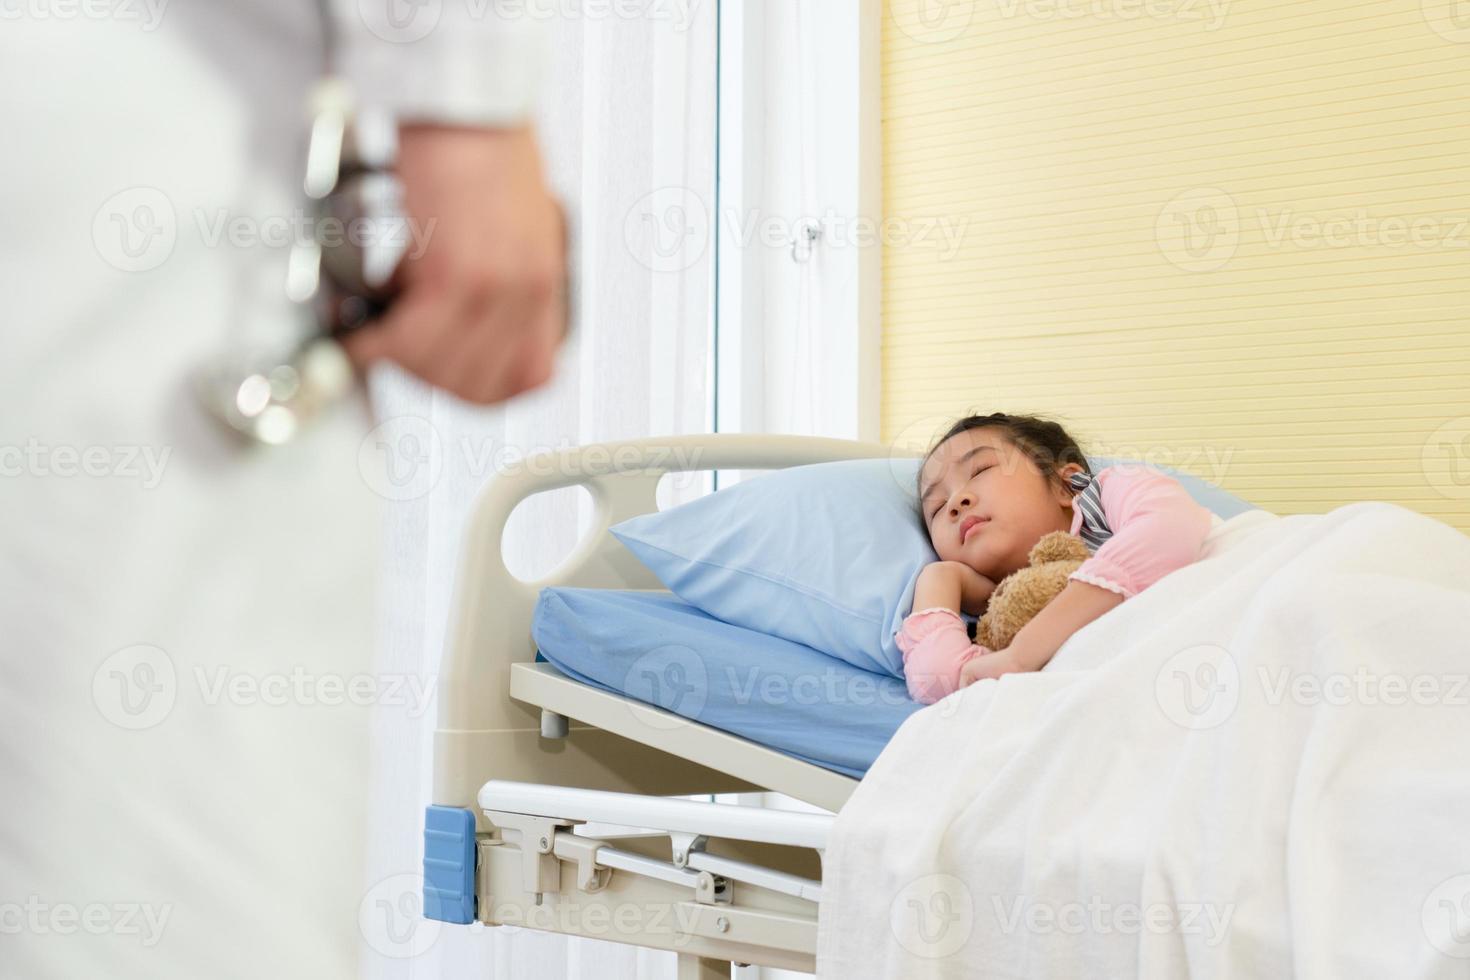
top-left (675, 953), bottom-right (730, 979)
top-left (539, 709), bottom-right (568, 738)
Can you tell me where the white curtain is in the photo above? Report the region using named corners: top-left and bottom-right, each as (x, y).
top-left (359, 6), bottom-right (717, 979)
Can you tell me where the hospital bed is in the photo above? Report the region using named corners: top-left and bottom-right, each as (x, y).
top-left (425, 434), bottom-right (912, 977)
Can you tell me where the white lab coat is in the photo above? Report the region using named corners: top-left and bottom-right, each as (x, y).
top-left (0, 5), bottom-right (541, 977)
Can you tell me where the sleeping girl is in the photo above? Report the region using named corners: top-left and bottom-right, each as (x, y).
top-left (900, 412), bottom-right (1218, 704)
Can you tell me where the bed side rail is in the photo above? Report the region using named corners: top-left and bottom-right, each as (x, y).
top-left (432, 434), bottom-right (893, 743)
top-left (434, 434), bottom-right (906, 807)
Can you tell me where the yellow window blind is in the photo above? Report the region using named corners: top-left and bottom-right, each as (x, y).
top-left (881, 0), bottom-right (1470, 531)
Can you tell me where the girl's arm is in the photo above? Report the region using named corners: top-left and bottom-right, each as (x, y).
top-left (962, 467), bottom-right (1214, 685)
top-left (898, 563), bottom-right (997, 704)
top-left (1064, 467), bottom-right (1217, 601)
top-left (961, 579), bottom-right (1122, 682)
top-left (912, 560), bottom-right (996, 616)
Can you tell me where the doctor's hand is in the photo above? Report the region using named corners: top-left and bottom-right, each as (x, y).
top-left (341, 123), bottom-right (568, 405)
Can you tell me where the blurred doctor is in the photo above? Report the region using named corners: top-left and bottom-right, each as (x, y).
top-left (0, 1), bottom-right (562, 977)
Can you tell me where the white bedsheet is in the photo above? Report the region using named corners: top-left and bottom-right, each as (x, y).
top-left (817, 503), bottom-right (1470, 979)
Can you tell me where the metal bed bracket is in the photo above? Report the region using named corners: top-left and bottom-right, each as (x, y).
top-left (668, 831), bottom-right (708, 868)
top-left (483, 809), bottom-right (575, 903)
top-left (551, 829), bottom-right (612, 893)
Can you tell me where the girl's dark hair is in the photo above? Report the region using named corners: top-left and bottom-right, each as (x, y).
top-left (915, 412), bottom-right (1091, 521)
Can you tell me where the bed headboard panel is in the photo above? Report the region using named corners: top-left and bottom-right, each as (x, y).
top-left (433, 433), bottom-right (907, 811)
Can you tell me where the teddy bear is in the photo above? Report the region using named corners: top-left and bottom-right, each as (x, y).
top-left (973, 531), bottom-right (1091, 651)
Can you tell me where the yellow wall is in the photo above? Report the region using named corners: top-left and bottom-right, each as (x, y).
top-left (881, 0), bottom-right (1470, 531)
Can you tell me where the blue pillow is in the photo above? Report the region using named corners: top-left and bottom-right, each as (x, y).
top-left (609, 454), bottom-right (1254, 679)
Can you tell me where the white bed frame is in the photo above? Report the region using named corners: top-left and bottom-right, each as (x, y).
top-left (429, 434), bottom-right (918, 977)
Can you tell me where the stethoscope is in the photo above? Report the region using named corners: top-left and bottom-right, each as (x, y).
top-left (195, 0), bottom-right (571, 445)
top-left (191, 0), bottom-right (417, 445)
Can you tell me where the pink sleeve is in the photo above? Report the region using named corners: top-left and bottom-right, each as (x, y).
top-left (895, 607), bottom-right (988, 705)
top-left (1069, 467), bottom-right (1216, 599)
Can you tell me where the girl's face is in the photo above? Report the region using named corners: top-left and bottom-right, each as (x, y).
top-left (918, 427), bottom-right (1081, 580)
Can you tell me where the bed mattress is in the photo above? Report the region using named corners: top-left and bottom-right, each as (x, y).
top-left (530, 587), bottom-right (922, 778)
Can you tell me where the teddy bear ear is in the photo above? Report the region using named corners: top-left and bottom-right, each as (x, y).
top-left (1029, 530), bottom-right (1090, 565)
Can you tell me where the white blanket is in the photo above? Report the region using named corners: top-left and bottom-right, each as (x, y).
top-left (817, 503), bottom-right (1470, 979)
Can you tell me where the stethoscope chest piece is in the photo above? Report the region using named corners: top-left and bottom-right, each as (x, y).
top-left (195, 76), bottom-right (403, 446)
top-left (194, 336), bottom-right (355, 446)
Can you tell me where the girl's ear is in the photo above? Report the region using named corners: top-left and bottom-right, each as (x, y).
top-left (1054, 463), bottom-right (1085, 506)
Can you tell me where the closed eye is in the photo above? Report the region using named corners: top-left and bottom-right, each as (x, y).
top-left (928, 465), bottom-right (990, 521)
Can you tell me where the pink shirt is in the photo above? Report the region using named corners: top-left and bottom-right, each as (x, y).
top-left (897, 466), bottom-right (1217, 704)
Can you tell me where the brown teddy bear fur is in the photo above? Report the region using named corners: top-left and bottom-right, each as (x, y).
top-left (974, 531), bottom-right (1092, 651)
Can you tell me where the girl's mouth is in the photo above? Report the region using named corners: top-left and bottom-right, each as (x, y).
top-left (961, 517), bottom-right (989, 542)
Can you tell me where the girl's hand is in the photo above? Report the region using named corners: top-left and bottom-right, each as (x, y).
top-left (959, 647), bottom-right (1028, 686)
